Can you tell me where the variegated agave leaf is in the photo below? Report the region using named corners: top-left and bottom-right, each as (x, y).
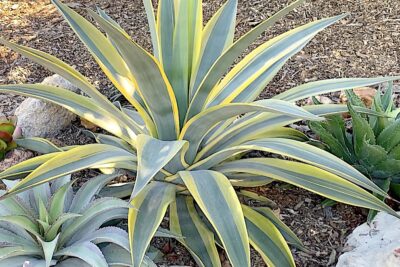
top-left (0, 0), bottom-right (399, 266)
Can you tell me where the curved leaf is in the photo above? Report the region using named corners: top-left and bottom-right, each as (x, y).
top-left (206, 15), bottom-right (346, 108)
top-left (68, 174), bottom-right (119, 214)
top-left (52, 0), bottom-right (153, 133)
top-left (54, 241), bottom-right (108, 267)
top-left (181, 99), bottom-right (321, 163)
top-left (132, 135), bottom-right (186, 199)
top-left (214, 158), bottom-right (399, 217)
top-left (0, 215), bottom-right (39, 236)
top-left (275, 77), bottom-right (400, 102)
top-left (89, 9), bottom-right (179, 140)
top-left (192, 138), bottom-right (387, 196)
top-left (0, 38), bottom-right (137, 133)
top-left (60, 197), bottom-right (129, 246)
top-left (187, 0), bottom-right (304, 120)
top-left (170, 196), bottom-right (221, 267)
top-left (0, 228), bottom-right (37, 247)
top-left (189, 0), bottom-right (237, 98)
top-left (242, 205), bottom-right (295, 267)
top-left (3, 144), bottom-right (134, 197)
top-left (15, 138), bottom-right (62, 154)
top-left (0, 84), bottom-right (140, 142)
top-left (79, 226), bottom-right (129, 251)
top-left (90, 133), bottom-right (137, 153)
top-left (179, 170), bottom-right (250, 267)
top-left (129, 182), bottom-right (176, 267)
top-left (199, 104), bottom-right (349, 158)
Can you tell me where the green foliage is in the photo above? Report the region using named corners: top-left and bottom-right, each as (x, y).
top-left (309, 86), bottom-right (400, 219)
top-left (0, 0), bottom-right (399, 266)
top-left (0, 174), bottom-right (139, 266)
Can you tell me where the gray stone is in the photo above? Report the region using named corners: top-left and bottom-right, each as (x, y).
top-left (15, 74), bottom-right (80, 138)
top-left (336, 211), bottom-right (400, 267)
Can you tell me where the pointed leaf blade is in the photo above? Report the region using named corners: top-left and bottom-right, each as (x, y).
top-left (129, 182), bottom-right (176, 267)
top-left (132, 135), bottom-right (186, 198)
top-left (170, 196), bottom-right (221, 267)
top-left (179, 170), bottom-right (250, 267)
top-left (242, 205), bottom-right (295, 267)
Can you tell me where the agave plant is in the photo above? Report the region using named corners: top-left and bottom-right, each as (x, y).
top-left (0, 117), bottom-right (19, 160)
top-left (0, 0), bottom-right (399, 266)
top-left (309, 85), bottom-right (400, 220)
top-left (0, 174), bottom-right (139, 266)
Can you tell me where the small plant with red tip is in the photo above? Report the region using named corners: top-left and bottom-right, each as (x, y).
top-left (0, 117), bottom-right (19, 159)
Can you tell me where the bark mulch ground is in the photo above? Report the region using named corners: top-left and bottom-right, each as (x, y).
top-left (1, 0), bottom-right (400, 266)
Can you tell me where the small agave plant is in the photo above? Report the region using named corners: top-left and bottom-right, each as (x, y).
top-left (0, 174), bottom-right (138, 267)
top-left (0, 0), bottom-right (399, 266)
top-left (0, 117), bottom-right (19, 160)
top-left (310, 84), bottom-right (400, 220)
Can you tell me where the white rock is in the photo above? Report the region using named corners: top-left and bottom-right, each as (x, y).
top-left (15, 74), bottom-right (79, 138)
top-left (336, 211), bottom-right (400, 267)
top-left (41, 74), bottom-right (80, 94)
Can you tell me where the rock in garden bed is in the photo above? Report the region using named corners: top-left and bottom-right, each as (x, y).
top-left (15, 74), bottom-right (79, 137)
top-left (337, 211), bottom-right (400, 267)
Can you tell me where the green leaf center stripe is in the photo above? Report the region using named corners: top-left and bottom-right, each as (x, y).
top-left (170, 196), bottom-right (221, 267)
top-left (0, 84), bottom-right (140, 143)
top-left (157, 0), bottom-right (175, 74)
top-left (192, 138), bottom-right (387, 196)
top-left (129, 182), bottom-right (176, 267)
top-left (274, 77), bottom-right (400, 102)
top-left (186, 0), bottom-right (305, 121)
top-left (242, 205), bottom-right (295, 267)
top-left (5, 145), bottom-right (134, 197)
top-left (179, 171), bottom-right (250, 267)
top-left (90, 11), bottom-right (180, 140)
top-left (205, 15), bottom-right (346, 108)
top-left (132, 134), bottom-right (186, 198)
top-left (189, 0), bottom-right (237, 99)
top-left (181, 100), bottom-right (321, 163)
top-left (214, 158), bottom-right (398, 217)
top-left (198, 104), bottom-right (349, 159)
top-left (170, 0), bottom-right (190, 125)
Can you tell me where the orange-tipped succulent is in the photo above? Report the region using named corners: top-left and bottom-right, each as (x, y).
top-left (0, 116), bottom-right (19, 159)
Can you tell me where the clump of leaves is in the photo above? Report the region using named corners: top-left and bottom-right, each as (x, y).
top-left (309, 83), bottom-right (400, 219)
top-left (0, 117), bottom-right (19, 159)
top-left (0, 174), bottom-right (139, 266)
top-left (0, 0), bottom-right (399, 266)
